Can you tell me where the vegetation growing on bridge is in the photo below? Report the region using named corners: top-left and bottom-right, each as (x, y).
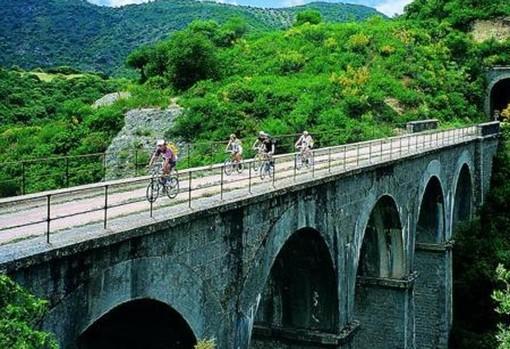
top-left (0, 274), bottom-right (57, 348)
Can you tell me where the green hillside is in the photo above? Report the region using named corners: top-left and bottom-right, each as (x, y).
top-left (0, 0), bottom-right (381, 76)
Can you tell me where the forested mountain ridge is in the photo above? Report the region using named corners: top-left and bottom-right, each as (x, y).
top-left (0, 0), bottom-right (381, 76)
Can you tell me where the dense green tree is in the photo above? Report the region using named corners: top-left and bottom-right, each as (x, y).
top-left (295, 10), bottom-right (322, 26)
top-left (0, 274), bottom-right (57, 348)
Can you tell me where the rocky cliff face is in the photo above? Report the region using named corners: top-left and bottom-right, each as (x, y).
top-left (105, 105), bottom-right (183, 179)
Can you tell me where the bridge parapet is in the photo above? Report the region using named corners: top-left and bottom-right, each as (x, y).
top-left (477, 121), bottom-right (501, 137)
top-left (406, 119), bottom-right (439, 133)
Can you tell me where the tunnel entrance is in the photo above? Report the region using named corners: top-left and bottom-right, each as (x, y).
top-left (416, 177), bottom-right (445, 244)
top-left (490, 78), bottom-right (510, 118)
top-left (253, 228), bottom-right (339, 338)
top-left (78, 299), bottom-right (197, 349)
top-left (453, 164), bottom-right (473, 231)
top-left (357, 196), bottom-right (404, 278)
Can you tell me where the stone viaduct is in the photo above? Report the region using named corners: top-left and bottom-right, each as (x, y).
top-left (0, 123), bottom-right (501, 349)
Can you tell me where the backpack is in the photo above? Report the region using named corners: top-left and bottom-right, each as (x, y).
top-left (167, 142), bottom-right (179, 160)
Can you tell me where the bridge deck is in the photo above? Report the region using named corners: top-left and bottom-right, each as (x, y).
top-left (0, 126), bottom-right (483, 263)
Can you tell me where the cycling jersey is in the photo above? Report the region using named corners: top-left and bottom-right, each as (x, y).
top-left (155, 147), bottom-right (176, 162)
top-left (262, 138), bottom-right (276, 154)
top-left (297, 135), bottom-right (313, 148)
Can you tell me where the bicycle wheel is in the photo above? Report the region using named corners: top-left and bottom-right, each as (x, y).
top-left (236, 161), bottom-right (244, 174)
top-left (165, 176), bottom-right (179, 199)
top-left (224, 159), bottom-right (233, 176)
top-left (296, 154), bottom-right (303, 170)
top-left (166, 176), bottom-right (180, 199)
top-left (260, 162), bottom-right (270, 180)
top-left (146, 179), bottom-right (160, 203)
top-left (252, 155), bottom-right (262, 173)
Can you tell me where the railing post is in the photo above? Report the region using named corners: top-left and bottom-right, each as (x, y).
top-left (65, 157), bottom-right (70, 187)
top-left (188, 171), bottom-right (192, 208)
top-left (272, 158), bottom-right (276, 188)
top-left (343, 146), bottom-right (347, 171)
top-left (328, 148), bottom-right (332, 173)
top-left (149, 180), bottom-right (154, 218)
top-left (294, 154), bottom-right (297, 181)
top-left (369, 142), bottom-right (372, 164)
top-left (312, 151), bottom-right (315, 178)
top-left (46, 194), bottom-right (51, 243)
top-left (221, 166), bottom-right (224, 200)
top-left (356, 144), bottom-right (360, 167)
top-left (399, 137), bottom-right (402, 158)
top-left (104, 185), bottom-right (109, 229)
top-left (249, 161), bottom-right (252, 194)
top-left (390, 139), bottom-right (393, 160)
top-left (21, 162), bottom-right (26, 195)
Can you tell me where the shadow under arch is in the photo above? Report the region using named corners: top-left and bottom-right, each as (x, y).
top-left (416, 176), bottom-right (446, 244)
top-left (78, 298), bottom-right (197, 349)
top-left (452, 163), bottom-right (474, 231)
top-left (40, 257), bottom-right (224, 349)
top-left (250, 228), bottom-right (339, 347)
top-left (356, 195), bottom-right (405, 279)
top-left (352, 195), bottom-right (409, 348)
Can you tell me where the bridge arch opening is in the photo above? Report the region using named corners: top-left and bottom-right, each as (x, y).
top-left (77, 299), bottom-right (197, 349)
top-left (453, 164), bottom-right (473, 230)
top-left (253, 228), bottom-right (339, 336)
top-left (416, 176), bottom-right (446, 244)
top-left (357, 195), bottom-right (405, 278)
top-left (490, 77), bottom-right (510, 118)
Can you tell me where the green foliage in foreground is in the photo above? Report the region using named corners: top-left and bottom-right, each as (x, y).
top-left (451, 127), bottom-right (510, 348)
top-left (493, 264), bottom-right (510, 349)
top-left (0, 274), bottom-right (57, 348)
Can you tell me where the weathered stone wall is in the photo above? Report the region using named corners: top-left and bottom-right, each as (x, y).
top-left (1, 133), bottom-right (499, 349)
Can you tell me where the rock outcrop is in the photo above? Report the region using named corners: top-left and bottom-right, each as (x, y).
top-left (105, 105), bottom-right (183, 179)
top-left (93, 92), bottom-right (131, 108)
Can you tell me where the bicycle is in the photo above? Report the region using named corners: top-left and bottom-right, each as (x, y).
top-left (252, 144), bottom-right (266, 173)
top-left (259, 154), bottom-right (274, 180)
top-left (146, 164), bottom-right (180, 203)
top-left (224, 153), bottom-right (244, 176)
top-left (296, 146), bottom-right (314, 170)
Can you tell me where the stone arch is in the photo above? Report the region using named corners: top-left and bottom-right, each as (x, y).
top-left (416, 176), bottom-right (446, 243)
top-left (41, 257), bottom-right (224, 349)
top-left (253, 228), bottom-right (339, 337)
top-left (449, 151), bottom-right (475, 237)
top-left (486, 71), bottom-right (510, 117)
top-left (355, 194), bottom-right (405, 279)
top-left (78, 298), bottom-right (197, 349)
top-left (237, 201), bottom-right (339, 348)
top-left (452, 164), bottom-right (474, 232)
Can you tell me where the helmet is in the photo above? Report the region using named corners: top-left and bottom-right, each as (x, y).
top-left (230, 134), bottom-right (236, 139)
top-left (259, 131), bottom-right (267, 137)
top-left (303, 130), bottom-right (309, 136)
top-left (156, 140), bottom-right (165, 146)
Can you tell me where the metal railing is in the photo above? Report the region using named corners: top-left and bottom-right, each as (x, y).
top-left (0, 124), bottom-right (494, 245)
top-left (0, 128), bottom-right (387, 197)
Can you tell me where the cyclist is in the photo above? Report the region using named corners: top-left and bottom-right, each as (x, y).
top-left (258, 131), bottom-right (276, 165)
top-left (149, 140), bottom-right (177, 183)
top-left (226, 134), bottom-right (243, 166)
top-left (295, 130), bottom-right (314, 164)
